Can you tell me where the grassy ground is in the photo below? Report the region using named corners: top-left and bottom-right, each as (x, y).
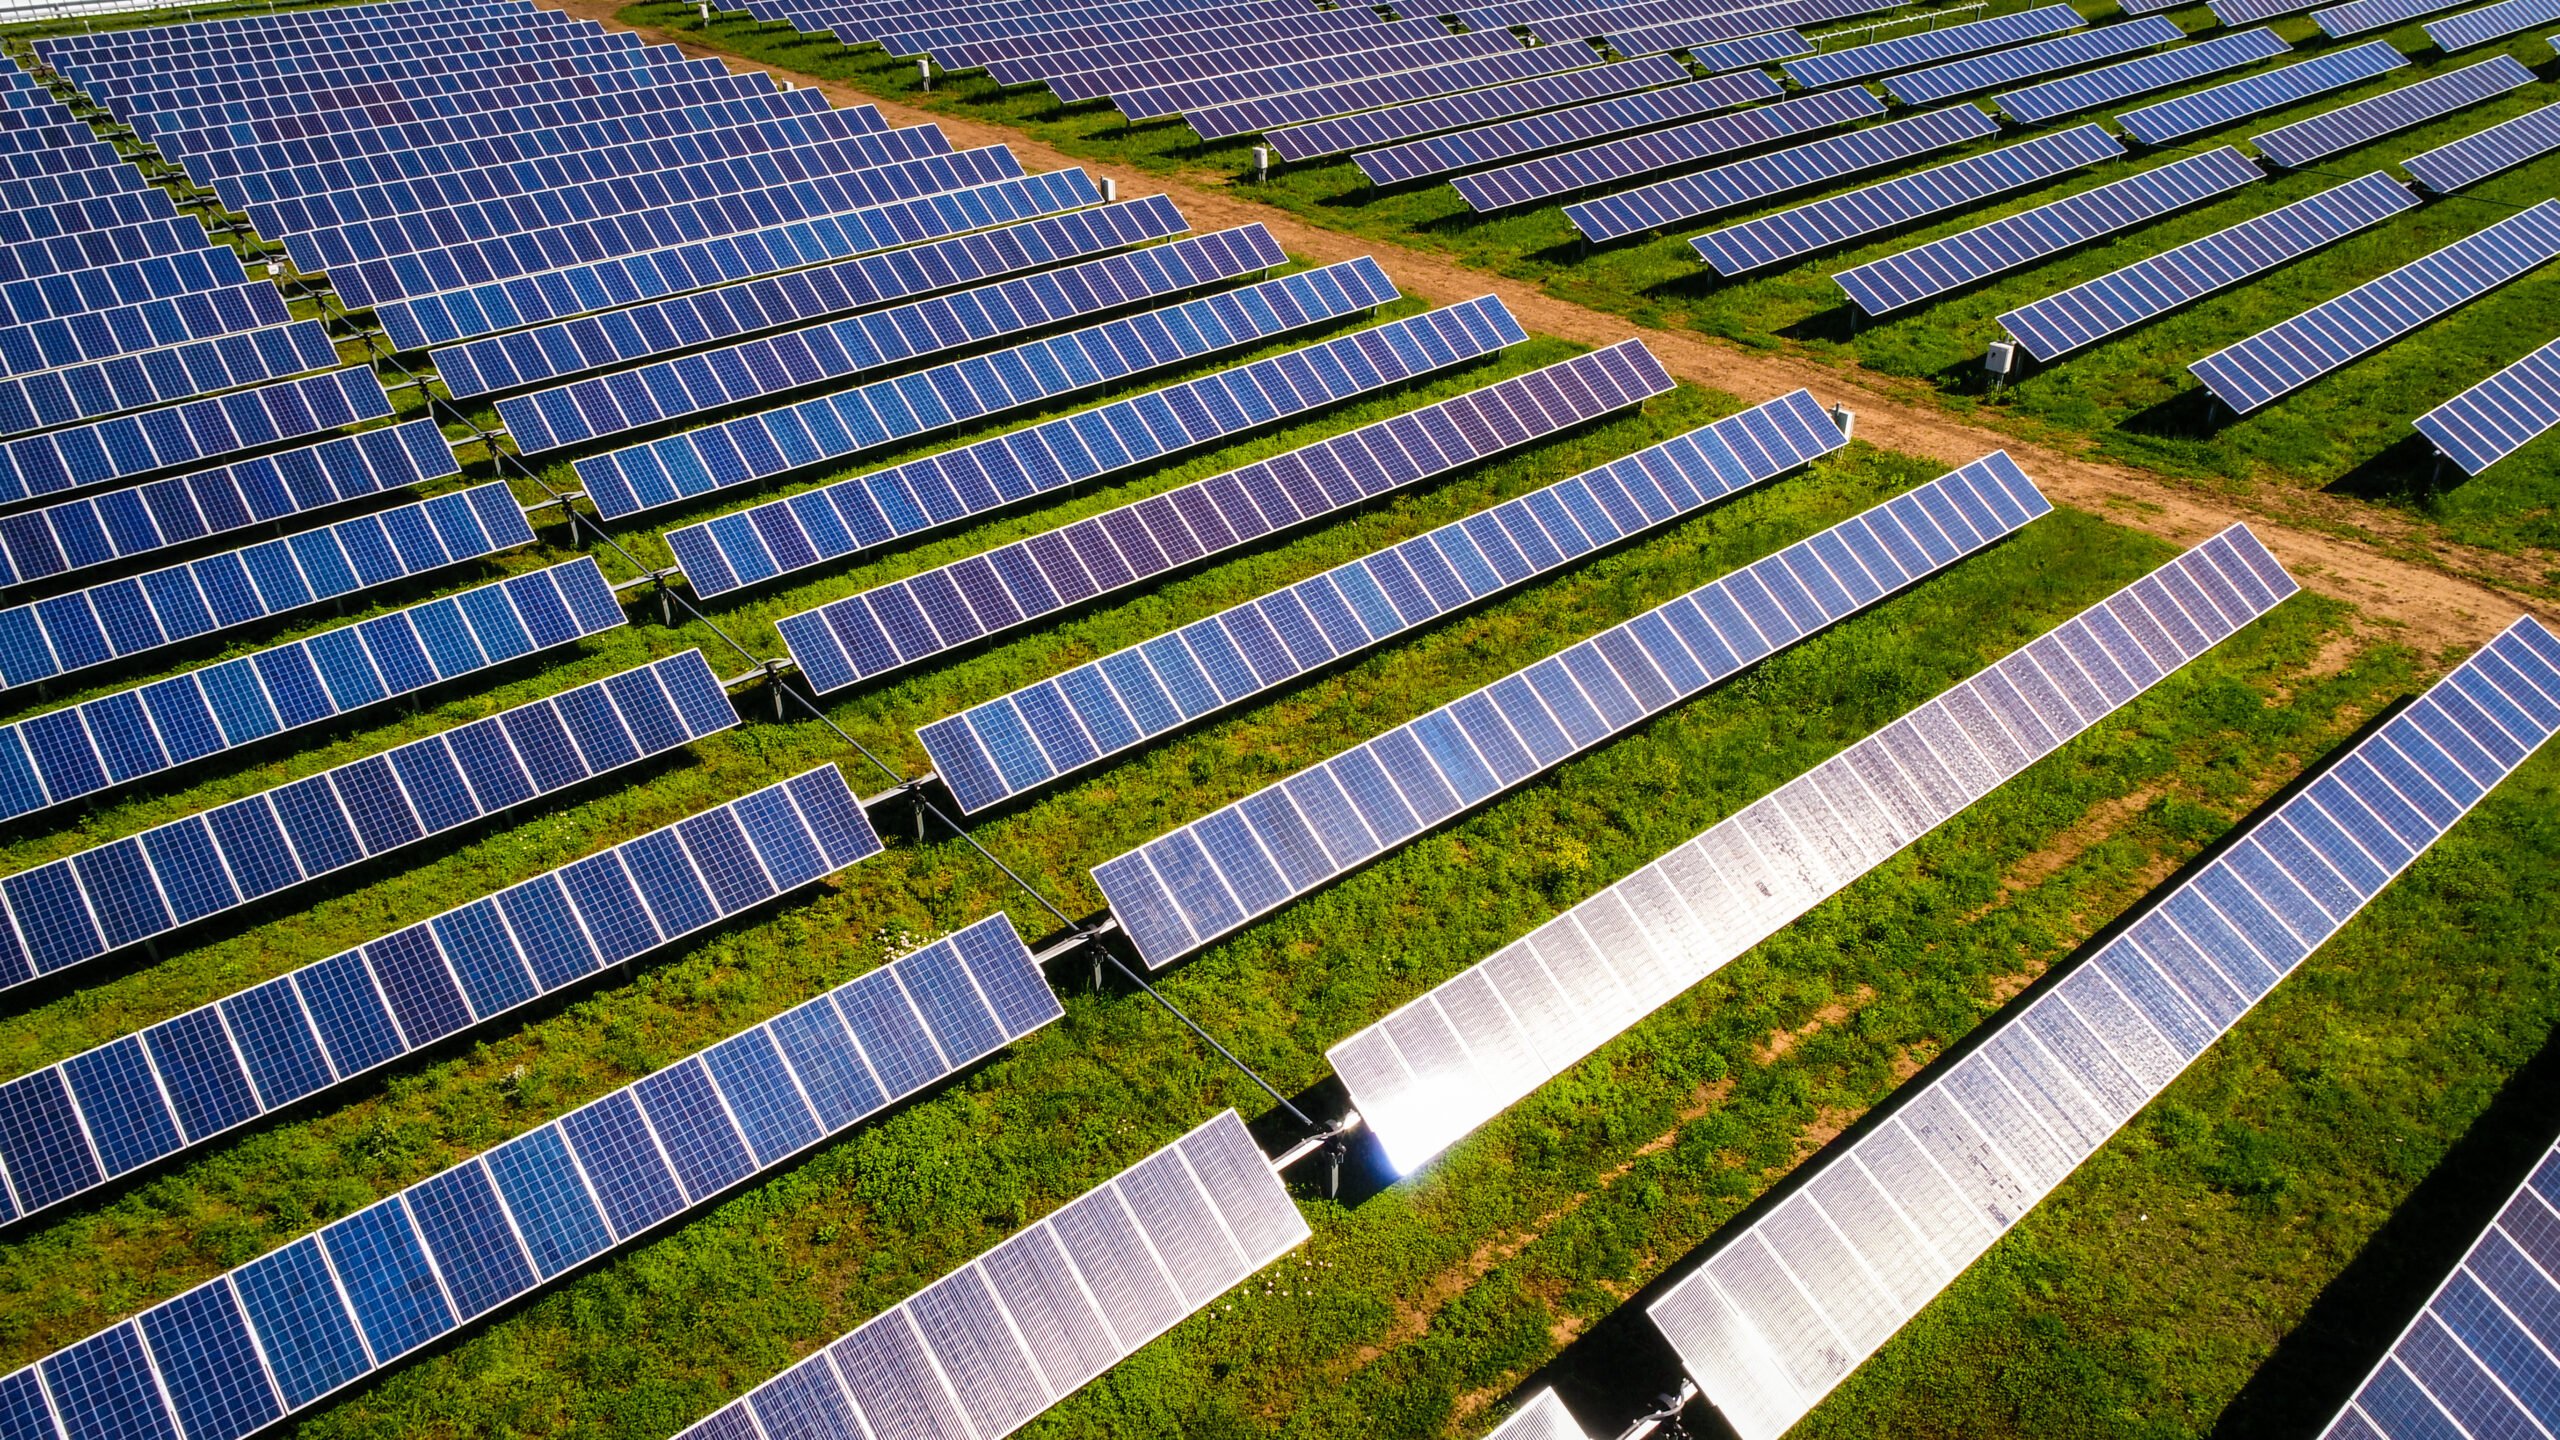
top-left (649, 0), bottom-right (2560, 580)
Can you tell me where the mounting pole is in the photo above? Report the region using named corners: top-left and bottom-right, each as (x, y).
top-left (1612, 1381), bottom-right (1699, 1440)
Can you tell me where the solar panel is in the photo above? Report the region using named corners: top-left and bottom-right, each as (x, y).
top-left (658, 295), bottom-right (1522, 590)
top-left (2413, 335), bottom-right (2560, 476)
top-left (1884, 17), bottom-right (2184, 106)
top-left (0, 251), bottom-right (249, 333)
top-left (505, 225), bottom-right (1289, 454)
top-left (1269, 54), bottom-right (1691, 163)
top-left (1487, 1390), bottom-right (1594, 1440)
top-left (0, 899), bottom-right (1046, 1429)
top-left (582, 254), bottom-right (1397, 520)
top-left (1112, 31), bottom-right (1525, 122)
top-left (2116, 39), bottom-right (2408, 146)
top-left (919, 388), bottom-right (1849, 815)
top-left (1996, 29), bottom-right (2293, 125)
top-left (1189, 45), bottom-right (1612, 141)
top-left (432, 194), bottom-right (1187, 400)
top-left (2315, 0), bottom-right (2466, 36)
top-left (2191, 199), bottom-right (2560, 413)
top-left (2210, 0), bottom-right (2330, 26)
top-left (775, 335), bottom-right (1665, 694)
top-left (1785, 4), bottom-right (2083, 88)
top-left (1697, 124), bottom-right (2126, 277)
top-left (2250, 54), bottom-right (2533, 167)
top-left (2428, 0), bottom-right (2560, 47)
top-left (1999, 171), bottom-right (2419, 360)
top-left (1835, 148), bottom-right (2264, 316)
top-left (1096, 453), bottom-right (2052, 969)
top-left (0, 367), bottom-right (392, 506)
top-left (2403, 100), bottom-right (2560, 191)
top-left (0, 277), bottom-right (296, 385)
top-left (1451, 84), bottom-right (1876, 214)
top-left (667, 1108), bottom-right (1304, 1440)
top-left (0, 417), bottom-right (459, 590)
top-left (0, 320), bottom-right (341, 443)
top-left (1606, 0), bottom-right (1905, 59)
top-left (374, 168), bottom-right (1103, 353)
top-left (1034, 16), bottom-right (1477, 100)
top-left (1328, 522), bottom-right (2295, 1177)
top-left (1652, 614), bottom-right (2554, 1440)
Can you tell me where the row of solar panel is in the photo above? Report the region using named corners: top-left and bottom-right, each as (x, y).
top-left (2417, 336), bottom-right (2560, 477)
top-left (35, 1), bottom-right (540, 67)
top-left (656, 290), bottom-right (1512, 589)
top-left (1656, 615), bottom-right (2555, 1440)
top-left (1377, 70), bottom-right (1790, 193)
top-left (1189, 45), bottom-right (1610, 143)
top-left (433, 193), bottom-right (1188, 399)
top-left (0, 365), bottom-right (390, 506)
top-left (0, 316), bottom-right (339, 444)
top-left (1116, 30), bottom-right (1526, 123)
top-left (60, 13), bottom-right (610, 88)
top-left (951, 0), bottom-right (1385, 73)
top-left (774, 337), bottom-right (1668, 693)
top-left (578, 252), bottom-right (1395, 518)
top-left (85, 32), bottom-right (649, 118)
top-left (0, 215), bottom-right (229, 293)
top-left (0, 244), bottom-right (246, 333)
top-left (1602, 0), bottom-right (1904, 66)
top-left (503, 222), bottom-right (1288, 454)
top-left (919, 388), bottom-right (1849, 814)
top-left (0, 268), bottom-right (292, 385)
top-left (1997, 29), bottom-right (2294, 126)
top-left (2251, 54), bottom-right (2532, 169)
top-left (1033, 14), bottom-right (1459, 100)
top-left (0, 781), bottom-right (1010, 1440)
top-left (1785, 4), bottom-right (2080, 88)
top-left (1095, 453), bottom-right (2051, 967)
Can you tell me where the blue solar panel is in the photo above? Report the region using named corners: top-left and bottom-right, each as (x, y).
top-left (1565, 102), bottom-right (1995, 244)
top-left (1785, 4), bottom-right (2082, 87)
top-left (1376, 71), bottom-right (1800, 193)
top-left (431, 194), bottom-right (1188, 400)
top-left (374, 168), bottom-right (1103, 352)
top-left (0, 277), bottom-right (293, 386)
top-left (2000, 171), bottom-right (2419, 360)
top-left (1836, 148), bottom-right (2264, 316)
top-left (2250, 54), bottom-right (2533, 168)
top-left (2212, 0), bottom-right (2335, 25)
top-left (2315, 0), bottom-right (2468, 36)
top-left (2414, 335), bottom-right (2560, 476)
top-left (1697, 124), bottom-right (2126, 277)
top-left (2428, 0), bottom-right (2560, 47)
top-left (1996, 29), bottom-right (2293, 125)
top-left (1188, 46), bottom-right (1615, 141)
top-left (2403, 100), bottom-right (2560, 191)
top-left (1884, 17), bottom-right (2184, 106)
top-left (1, 902), bottom-right (1043, 1434)
top-left (0, 366), bottom-right (391, 505)
top-left (0, 640), bottom-right (705, 999)
top-left (2116, 39), bottom-right (2408, 146)
top-left (509, 225), bottom-right (1289, 454)
top-left (1111, 31), bottom-right (1526, 122)
top-left (0, 320), bottom-right (339, 444)
top-left (1033, 16), bottom-right (1479, 101)
top-left (776, 336), bottom-right (1665, 693)
top-left (585, 254), bottom-right (1398, 521)
top-left (1604, 0), bottom-right (1905, 59)
top-left (1268, 54), bottom-right (1692, 163)
top-left (0, 418), bottom-right (458, 589)
top-left (1649, 611), bottom-right (2553, 1440)
top-left (920, 388), bottom-right (1850, 813)
top-left (2192, 199), bottom-right (2560, 413)
top-left (0, 250), bottom-right (248, 333)
top-left (1095, 452), bottom-right (2053, 967)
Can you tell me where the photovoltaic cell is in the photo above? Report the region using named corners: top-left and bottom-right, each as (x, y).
top-left (0, 317), bottom-right (339, 442)
top-left (2115, 39), bottom-right (2408, 146)
top-left (1270, 54), bottom-right (1691, 163)
top-left (1112, 30), bottom-right (1525, 122)
top-left (1329, 522), bottom-right (2299, 1181)
top-left (1187, 46), bottom-right (1614, 142)
top-left (0, 906), bottom-right (1042, 1436)
top-left (661, 293), bottom-right (1517, 595)
top-left (1486, 1389), bottom-right (1595, 1440)
top-left (1099, 453), bottom-right (2052, 968)
top-left (2402, 101), bottom-right (2560, 192)
top-left (1834, 148), bottom-right (2263, 316)
top-left (2413, 335), bottom-right (2560, 476)
top-left (2427, 0), bottom-right (2560, 48)
top-left (2190, 199), bottom-right (2560, 413)
top-left (1995, 29), bottom-right (2293, 125)
top-left (1998, 171), bottom-right (2419, 359)
top-left (2314, 0), bottom-right (2466, 37)
top-left (1650, 613), bottom-right (2553, 1440)
top-left (2248, 54), bottom-right (2533, 168)
top-left (1882, 17), bottom-right (2184, 106)
top-left (778, 335), bottom-right (1667, 694)
top-left (0, 365), bottom-right (391, 504)
top-left (1784, 4), bottom-right (2082, 88)
top-left (1604, 0), bottom-right (1904, 60)
top-left (1449, 83), bottom-right (1877, 214)
top-left (920, 388), bottom-right (1850, 813)
top-left (1697, 124), bottom-right (2126, 277)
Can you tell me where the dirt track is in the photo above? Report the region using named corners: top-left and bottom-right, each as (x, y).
top-left (557, 1), bottom-right (2544, 653)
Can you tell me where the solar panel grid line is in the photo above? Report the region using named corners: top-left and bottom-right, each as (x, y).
top-left (2190, 199), bottom-right (2560, 413)
top-left (2314, 0), bottom-right (2466, 37)
top-left (373, 167), bottom-right (1105, 354)
top-left (578, 251), bottom-right (1392, 520)
top-left (36, 9), bottom-right (549, 67)
top-left (2209, 0), bottom-right (2331, 25)
top-left (504, 223), bottom-right (1289, 456)
top-left (1686, 30), bottom-right (1822, 74)
top-left (0, 220), bottom-right (237, 295)
top-left (1189, 47), bottom-right (1625, 141)
top-left (0, 890), bottom-right (1052, 1439)
top-left (1485, 1389), bottom-right (1596, 1440)
top-left (1326, 520), bottom-right (2299, 1181)
top-left (1095, 450), bottom-right (2055, 968)
top-left (1697, 124), bottom-right (2129, 277)
top-left (0, 366), bottom-right (394, 508)
top-left (2403, 101), bottom-right (2560, 191)
top-left (0, 190), bottom-right (183, 250)
top-left (1268, 54), bottom-right (1694, 163)
top-left (892, 0), bottom-right (1357, 62)
top-left (2113, 39), bottom-right (2408, 147)
top-left (119, 38), bottom-right (708, 132)
top-left (657, 291), bottom-right (1521, 592)
top-left (1472, 84), bottom-right (1889, 219)
top-left (2248, 54), bottom-right (2534, 169)
top-left (878, 0), bottom-right (1346, 56)
top-left (1997, 171), bottom-right (2420, 360)
top-left (1834, 147), bottom-right (2266, 316)
top-left (97, 34), bottom-right (655, 117)
top-left (430, 194), bottom-right (1190, 401)
top-left (667, 1107), bottom-right (1305, 1440)
top-left (771, 327), bottom-right (1663, 692)
top-left (2413, 334), bottom-right (2560, 476)
top-left (0, 415), bottom-right (460, 591)
top-left (918, 387), bottom-right (1851, 814)
top-left (0, 278), bottom-right (306, 392)
top-left (1563, 100), bottom-right (1992, 243)
top-left (1783, 4), bottom-right (2083, 88)
top-left (1995, 29), bottom-right (2294, 126)
top-left (1027, 16), bottom-right (1464, 100)
top-left (63, 19), bottom-right (608, 84)
top-left (0, 320), bottom-right (342, 445)
top-left (1602, 0), bottom-right (1905, 57)
top-left (1511, 0), bottom-right (1831, 46)
top-left (2427, 0), bottom-right (2560, 48)
top-left (1113, 31), bottom-right (1529, 122)
top-left (1652, 613), bottom-right (2558, 1440)
top-left (1882, 16), bottom-right (2186, 107)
